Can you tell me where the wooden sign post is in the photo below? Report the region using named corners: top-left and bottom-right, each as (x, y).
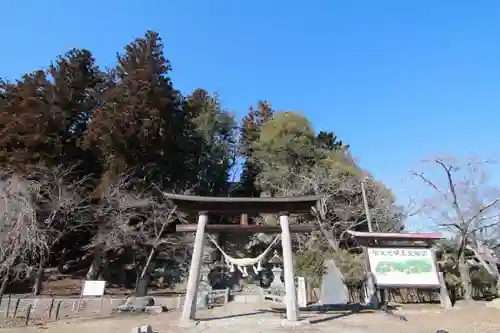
top-left (75, 280), bottom-right (106, 313)
top-left (348, 230), bottom-right (451, 310)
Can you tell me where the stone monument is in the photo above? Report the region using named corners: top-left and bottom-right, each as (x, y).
top-left (296, 277), bottom-right (307, 307)
top-left (320, 259), bottom-right (349, 305)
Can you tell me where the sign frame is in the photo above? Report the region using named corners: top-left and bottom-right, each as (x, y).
top-left (366, 246), bottom-right (441, 289)
top-left (82, 280), bottom-right (107, 296)
top-left (74, 280), bottom-right (107, 313)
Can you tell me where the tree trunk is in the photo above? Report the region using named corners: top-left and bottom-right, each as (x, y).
top-left (140, 248), bottom-right (157, 280)
top-left (86, 248), bottom-right (103, 280)
top-left (58, 248), bottom-right (67, 273)
top-left (32, 263), bottom-right (44, 296)
top-left (98, 257), bottom-right (109, 281)
top-left (135, 248), bottom-right (158, 297)
top-left (0, 270), bottom-right (10, 299)
top-left (469, 244), bottom-right (500, 295)
top-left (316, 219), bottom-right (339, 251)
top-left (458, 251), bottom-right (472, 300)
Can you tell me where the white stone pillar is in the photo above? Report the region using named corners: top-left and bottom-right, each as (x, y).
top-left (180, 212), bottom-right (207, 321)
top-left (279, 213), bottom-right (299, 322)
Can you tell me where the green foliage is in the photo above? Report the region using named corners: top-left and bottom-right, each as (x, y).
top-left (330, 250), bottom-right (365, 287)
top-left (294, 249), bottom-right (366, 289)
top-left (471, 266), bottom-right (496, 288)
top-left (241, 108), bottom-right (404, 239)
top-left (294, 249), bottom-right (326, 288)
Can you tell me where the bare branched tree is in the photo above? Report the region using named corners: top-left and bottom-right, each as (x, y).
top-left (86, 172), bottom-right (192, 293)
top-left (0, 165), bottom-right (92, 295)
top-left (136, 198), bottom-right (191, 284)
top-left (0, 174), bottom-right (47, 295)
top-left (411, 156), bottom-right (500, 299)
top-left (258, 162), bottom-right (408, 251)
top-left (85, 173), bottom-right (150, 280)
top-left (31, 166), bottom-right (92, 294)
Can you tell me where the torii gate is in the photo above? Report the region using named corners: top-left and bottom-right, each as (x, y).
top-left (164, 193), bottom-right (322, 323)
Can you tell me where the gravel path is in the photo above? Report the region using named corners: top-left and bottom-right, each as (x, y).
top-left (1, 301), bottom-right (500, 333)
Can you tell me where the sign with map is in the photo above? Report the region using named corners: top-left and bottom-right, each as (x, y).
top-left (367, 247), bottom-right (440, 287)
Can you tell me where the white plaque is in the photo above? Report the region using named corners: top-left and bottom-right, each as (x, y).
top-left (367, 247), bottom-right (440, 287)
top-left (296, 277), bottom-right (307, 307)
top-left (82, 280), bottom-right (106, 296)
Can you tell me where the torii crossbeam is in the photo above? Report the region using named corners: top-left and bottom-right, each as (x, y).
top-left (164, 193), bottom-right (322, 323)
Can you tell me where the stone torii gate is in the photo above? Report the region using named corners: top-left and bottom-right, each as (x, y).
top-left (163, 193), bottom-right (322, 323)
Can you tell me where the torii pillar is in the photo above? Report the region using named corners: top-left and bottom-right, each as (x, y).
top-left (164, 193), bottom-right (322, 323)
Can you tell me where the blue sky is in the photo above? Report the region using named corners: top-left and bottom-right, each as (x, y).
top-left (3, 1), bottom-right (500, 230)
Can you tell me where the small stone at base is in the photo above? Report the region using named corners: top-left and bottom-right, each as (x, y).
top-left (145, 305), bottom-right (167, 314)
top-left (281, 319), bottom-right (311, 328)
top-left (177, 320), bottom-right (202, 328)
top-left (131, 324), bottom-right (153, 333)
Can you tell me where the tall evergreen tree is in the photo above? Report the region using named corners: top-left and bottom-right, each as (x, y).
top-left (0, 49), bottom-right (104, 176)
top-left (238, 101), bottom-right (274, 197)
top-left (83, 31), bottom-right (184, 192)
top-left (0, 71), bottom-right (60, 170)
top-left (182, 89), bottom-right (237, 195)
top-left (50, 49), bottom-right (104, 177)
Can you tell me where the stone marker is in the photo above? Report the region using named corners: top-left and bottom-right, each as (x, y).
top-left (118, 296), bottom-right (155, 312)
top-left (196, 280), bottom-right (212, 309)
top-left (320, 259), bottom-right (349, 305)
top-left (132, 324), bottom-right (153, 333)
top-left (145, 305), bottom-right (167, 314)
top-left (135, 278), bottom-right (149, 297)
top-left (296, 277), bottom-right (307, 307)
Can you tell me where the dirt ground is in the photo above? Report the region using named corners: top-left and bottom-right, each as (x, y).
top-left (1, 300), bottom-right (500, 333)
top-left (32, 278), bottom-right (184, 297)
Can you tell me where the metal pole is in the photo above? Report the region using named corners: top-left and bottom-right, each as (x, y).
top-left (360, 179), bottom-right (374, 232)
top-left (361, 178), bottom-right (384, 307)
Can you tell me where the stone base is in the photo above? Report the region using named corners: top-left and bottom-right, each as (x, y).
top-left (280, 319), bottom-right (311, 328)
top-left (232, 293), bottom-right (261, 304)
top-left (131, 325), bottom-right (153, 333)
top-left (177, 320), bottom-right (202, 328)
top-left (145, 305), bottom-right (167, 314)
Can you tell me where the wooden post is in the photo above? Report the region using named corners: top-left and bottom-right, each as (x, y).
top-left (48, 298), bottom-right (55, 318)
top-left (280, 213), bottom-right (299, 322)
top-left (76, 280), bottom-right (84, 313)
top-left (438, 272), bottom-right (452, 309)
top-left (363, 248), bottom-right (379, 308)
top-left (12, 298), bottom-right (20, 318)
top-left (360, 180), bottom-right (382, 307)
top-left (360, 179), bottom-right (375, 232)
top-left (5, 294), bottom-right (11, 318)
top-left (24, 304), bottom-right (32, 326)
top-left (241, 214), bottom-right (248, 225)
top-left (180, 212), bottom-right (208, 321)
top-left (55, 301), bottom-right (62, 320)
top-left (431, 248), bottom-right (452, 309)
top-left (100, 295), bottom-right (104, 312)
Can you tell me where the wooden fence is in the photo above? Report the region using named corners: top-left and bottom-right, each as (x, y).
top-left (346, 285), bottom-right (495, 304)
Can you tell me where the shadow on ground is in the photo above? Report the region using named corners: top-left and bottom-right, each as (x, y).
top-left (198, 310), bottom-right (270, 321)
top-left (195, 303), bottom-right (384, 325)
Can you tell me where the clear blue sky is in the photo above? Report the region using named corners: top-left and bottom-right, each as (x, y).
top-left (3, 1), bottom-right (500, 227)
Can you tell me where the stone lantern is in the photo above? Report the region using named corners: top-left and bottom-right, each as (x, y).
top-left (269, 250), bottom-right (285, 289)
top-left (200, 245), bottom-right (215, 283)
